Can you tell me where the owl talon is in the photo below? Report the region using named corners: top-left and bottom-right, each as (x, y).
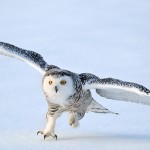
top-left (55, 134), bottom-right (58, 140)
top-left (37, 130), bottom-right (57, 140)
top-left (44, 135), bottom-right (47, 140)
top-left (37, 131), bottom-right (43, 135)
top-left (43, 134), bottom-right (57, 140)
top-left (70, 119), bottom-right (75, 126)
top-left (68, 112), bottom-right (79, 128)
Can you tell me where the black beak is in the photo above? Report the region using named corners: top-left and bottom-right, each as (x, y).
top-left (55, 86), bottom-right (58, 93)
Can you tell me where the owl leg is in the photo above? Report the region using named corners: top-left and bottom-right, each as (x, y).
top-left (68, 112), bottom-right (79, 128)
top-left (37, 108), bottom-right (61, 140)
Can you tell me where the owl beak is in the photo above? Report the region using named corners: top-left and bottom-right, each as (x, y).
top-left (55, 86), bottom-right (58, 93)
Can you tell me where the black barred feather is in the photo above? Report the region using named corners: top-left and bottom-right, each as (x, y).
top-left (0, 42), bottom-right (55, 74)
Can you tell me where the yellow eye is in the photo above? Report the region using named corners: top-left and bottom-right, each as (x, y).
top-left (49, 81), bottom-right (53, 85)
top-left (60, 80), bottom-right (66, 85)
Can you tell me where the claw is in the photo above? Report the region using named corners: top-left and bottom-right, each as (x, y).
top-left (44, 135), bottom-right (47, 140)
top-left (43, 134), bottom-right (57, 140)
top-left (55, 134), bottom-right (57, 140)
top-left (37, 131), bottom-right (43, 135)
top-left (37, 131), bottom-right (58, 140)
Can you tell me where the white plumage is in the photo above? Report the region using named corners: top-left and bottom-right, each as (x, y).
top-left (0, 42), bottom-right (150, 140)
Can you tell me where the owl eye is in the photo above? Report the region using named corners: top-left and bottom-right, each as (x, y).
top-left (49, 81), bottom-right (53, 85)
top-left (60, 80), bottom-right (66, 85)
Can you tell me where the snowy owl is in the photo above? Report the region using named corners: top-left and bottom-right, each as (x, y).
top-left (0, 42), bottom-right (150, 140)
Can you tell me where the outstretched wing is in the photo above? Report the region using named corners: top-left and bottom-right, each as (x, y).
top-left (79, 73), bottom-right (150, 105)
top-left (0, 42), bottom-right (52, 74)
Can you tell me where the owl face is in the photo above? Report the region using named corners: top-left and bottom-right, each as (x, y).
top-left (43, 75), bottom-right (74, 106)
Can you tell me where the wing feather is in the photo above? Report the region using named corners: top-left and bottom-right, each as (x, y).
top-left (0, 42), bottom-right (50, 74)
top-left (80, 73), bottom-right (150, 105)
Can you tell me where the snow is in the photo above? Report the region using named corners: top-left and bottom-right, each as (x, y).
top-left (0, 0), bottom-right (150, 149)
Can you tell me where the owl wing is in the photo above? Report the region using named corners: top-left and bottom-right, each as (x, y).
top-left (79, 73), bottom-right (150, 105)
top-left (0, 42), bottom-right (59, 74)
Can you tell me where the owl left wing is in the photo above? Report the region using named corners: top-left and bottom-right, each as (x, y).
top-left (79, 73), bottom-right (150, 105)
top-left (0, 42), bottom-right (58, 75)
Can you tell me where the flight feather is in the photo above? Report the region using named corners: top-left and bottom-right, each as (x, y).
top-left (80, 73), bottom-right (150, 105)
top-left (0, 42), bottom-right (49, 74)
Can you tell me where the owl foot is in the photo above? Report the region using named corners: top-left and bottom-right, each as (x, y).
top-left (37, 131), bottom-right (57, 140)
top-left (69, 120), bottom-right (79, 128)
top-left (68, 112), bottom-right (79, 128)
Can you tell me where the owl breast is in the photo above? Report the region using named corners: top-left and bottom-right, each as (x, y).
top-left (46, 92), bottom-right (69, 107)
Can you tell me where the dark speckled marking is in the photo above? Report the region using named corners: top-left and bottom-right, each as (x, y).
top-left (79, 73), bottom-right (150, 94)
top-left (0, 42), bottom-right (50, 71)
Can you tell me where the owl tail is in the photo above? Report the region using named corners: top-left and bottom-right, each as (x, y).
top-left (87, 99), bottom-right (118, 115)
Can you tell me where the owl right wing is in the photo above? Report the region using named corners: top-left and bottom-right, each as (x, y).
top-left (79, 73), bottom-right (150, 105)
top-left (0, 42), bottom-right (59, 75)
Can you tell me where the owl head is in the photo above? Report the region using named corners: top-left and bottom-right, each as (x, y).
top-left (42, 70), bottom-right (75, 106)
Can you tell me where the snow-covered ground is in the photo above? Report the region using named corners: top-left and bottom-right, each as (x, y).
top-left (0, 0), bottom-right (150, 149)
